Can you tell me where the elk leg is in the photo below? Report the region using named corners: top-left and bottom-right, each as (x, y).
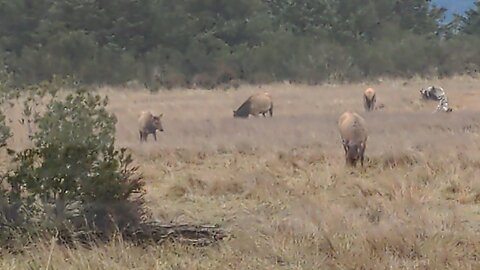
top-left (342, 140), bottom-right (348, 155)
top-left (360, 145), bottom-right (366, 167)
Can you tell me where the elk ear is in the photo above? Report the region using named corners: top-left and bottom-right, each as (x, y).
top-left (159, 113), bottom-right (164, 118)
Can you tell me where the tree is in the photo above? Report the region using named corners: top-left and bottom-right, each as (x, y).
top-left (0, 80), bottom-right (146, 245)
top-left (0, 0), bottom-right (475, 86)
top-left (460, 2), bottom-right (480, 35)
top-left (393, 0), bottom-right (444, 35)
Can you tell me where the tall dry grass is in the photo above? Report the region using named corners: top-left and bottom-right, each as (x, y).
top-left (1, 77), bottom-right (480, 269)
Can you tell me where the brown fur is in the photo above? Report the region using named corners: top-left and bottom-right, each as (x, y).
top-left (338, 111), bottom-right (368, 167)
top-left (234, 92), bottom-right (273, 118)
top-left (364, 88), bottom-right (376, 112)
top-left (138, 111), bottom-right (164, 142)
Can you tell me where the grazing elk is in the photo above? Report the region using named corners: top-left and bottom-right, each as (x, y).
top-left (363, 87), bottom-right (376, 112)
top-left (233, 92), bottom-right (273, 118)
top-left (338, 111), bottom-right (368, 167)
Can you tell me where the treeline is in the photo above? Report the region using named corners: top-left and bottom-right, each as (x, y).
top-left (1, 0), bottom-right (480, 89)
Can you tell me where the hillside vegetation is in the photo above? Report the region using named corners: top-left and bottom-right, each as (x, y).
top-left (1, 1), bottom-right (480, 88)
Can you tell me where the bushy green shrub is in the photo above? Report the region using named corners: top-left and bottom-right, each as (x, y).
top-left (0, 79), bottom-right (146, 247)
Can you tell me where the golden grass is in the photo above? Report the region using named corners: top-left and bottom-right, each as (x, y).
top-left (1, 76), bottom-right (480, 269)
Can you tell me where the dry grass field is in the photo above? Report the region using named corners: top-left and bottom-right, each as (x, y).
top-left (1, 77), bottom-right (480, 269)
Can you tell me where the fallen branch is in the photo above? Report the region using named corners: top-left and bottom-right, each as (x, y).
top-left (61, 221), bottom-right (227, 247)
top-left (124, 221), bottom-right (227, 246)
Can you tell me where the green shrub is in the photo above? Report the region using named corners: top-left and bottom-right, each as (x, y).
top-left (0, 79), bottom-right (146, 247)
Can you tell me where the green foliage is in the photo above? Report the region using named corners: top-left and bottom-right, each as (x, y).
top-left (0, 0), bottom-right (479, 87)
top-left (461, 2), bottom-right (480, 35)
top-left (0, 80), bottom-right (146, 247)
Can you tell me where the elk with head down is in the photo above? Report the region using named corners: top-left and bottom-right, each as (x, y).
top-left (363, 87), bottom-right (376, 112)
top-left (233, 92), bottom-right (273, 118)
top-left (338, 111), bottom-right (368, 167)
